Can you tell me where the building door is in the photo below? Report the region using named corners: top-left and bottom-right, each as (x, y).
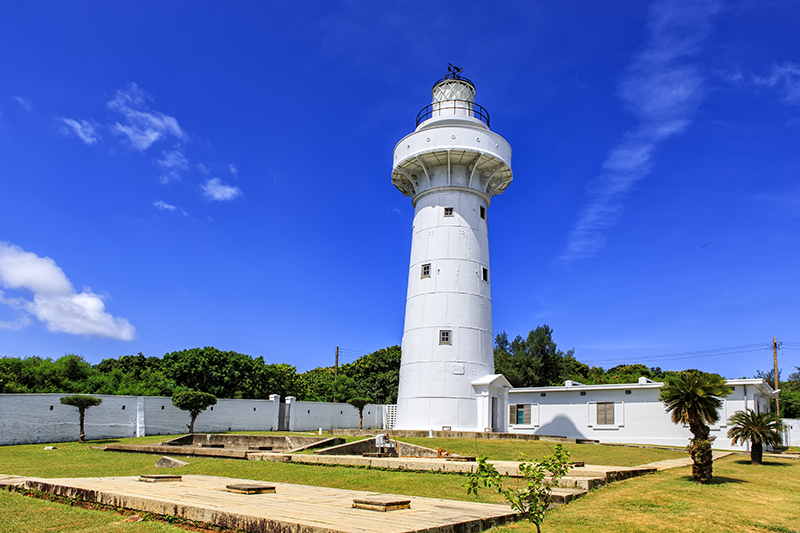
top-left (491, 396), bottom-right (498, 430)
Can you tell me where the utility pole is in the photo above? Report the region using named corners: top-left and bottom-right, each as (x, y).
top-left (333, 346), bottom-right (339, 403)
top-left (774, 337), bottom-right (780, 415)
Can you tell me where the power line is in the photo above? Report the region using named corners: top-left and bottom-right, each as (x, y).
top-left (584, 342), bottom-right (770, 367)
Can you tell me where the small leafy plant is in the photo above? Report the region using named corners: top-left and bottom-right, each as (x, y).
top-left (464, 444), bottom-right (572, 533)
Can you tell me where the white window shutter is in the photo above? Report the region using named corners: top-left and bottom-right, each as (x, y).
top-left (587, 402), bottom-right (597, 427)
top-left (530, 403), bottom-right (540, 426)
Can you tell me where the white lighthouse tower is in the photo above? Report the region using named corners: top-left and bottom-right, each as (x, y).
top-left (392, 67), bottom-right (513, 432)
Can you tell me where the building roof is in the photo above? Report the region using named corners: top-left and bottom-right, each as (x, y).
top-left (471, 374), bottom-right (513, 388)
top-left (508, 377), bottom-right (778, 399)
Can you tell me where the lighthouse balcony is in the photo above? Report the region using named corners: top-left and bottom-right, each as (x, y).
top-left (416, 99), bottom-right (490, 128)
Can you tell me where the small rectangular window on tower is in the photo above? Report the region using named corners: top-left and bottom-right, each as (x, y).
top-left (480, 206), bottom-right (486, 220)
top-left (421, 263), bottom-right (431, 278)
top-left (482, 267), bottom-right (489, 282)
top-left (444, 207), bottom-right (454, 217)
top-left (439, 330), bottom-right (452, 345)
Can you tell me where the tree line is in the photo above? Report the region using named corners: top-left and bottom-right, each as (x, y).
top-left (1, 325), bottom-right (794, 415)
top-left (0, 345), bottom-right (401, 404)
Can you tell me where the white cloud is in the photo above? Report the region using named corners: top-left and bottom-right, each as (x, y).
top-left (156, 149), bottom-right (188, 184)
top-left (201, 177), bottom-right (242, 201)
top-left (0, 242), bottom-right (135, 340)
top-left (60, 118), bottom-right (99, 145)
top-left (559, 0), bottom-right (718, 263)
top-left (153, 200), bottom-right (188, 216)
top-left (197, 163), bottom-right (211, 174)
top-left (157, 149), bottom-right (189, 170)
top-left (158, 171), bottom-right (181, 185)
top-left (14, 96), bottom-right (32, 111)
top-left (107, 83), bottom-right (185, 150)
top-left (0, 314), bottom-right (32, 330)
top-left (754, 62), bottom-right (800, 104)
top-left (229, 163), bottom-right (238, 177)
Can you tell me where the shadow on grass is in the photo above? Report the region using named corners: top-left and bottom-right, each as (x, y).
top-left (678, 475), bottom-right (747, 485)
top-left (90, 439), bottom-right (122, 444)
top-left (732, 459), bottom-right (792, 467)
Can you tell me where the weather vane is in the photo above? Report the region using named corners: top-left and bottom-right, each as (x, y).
top-left (447, 63), bottom-right (463, 79)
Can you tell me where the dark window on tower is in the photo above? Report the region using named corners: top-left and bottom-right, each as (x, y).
top-left (482, 267), bottom-right (489, 282)
top-left (444, 207), bottom-right (454, 217)
top-left (421, 263), bottom-right (431, 278)
top-left (480, 206), bottom-right (486, 220)
top-left (439, 330), bottom-right (452, 345)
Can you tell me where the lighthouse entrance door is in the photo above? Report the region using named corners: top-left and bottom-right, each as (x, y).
top-left (490, 396), bottom-right (498, 431)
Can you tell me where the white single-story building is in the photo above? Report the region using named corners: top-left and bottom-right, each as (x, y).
top-left (506, 378), bottom-right (777, 451)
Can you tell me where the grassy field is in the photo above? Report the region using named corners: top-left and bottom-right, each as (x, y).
top-left (1, 435), bottom-right (798, 533)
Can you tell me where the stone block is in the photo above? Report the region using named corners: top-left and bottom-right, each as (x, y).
top-left (353, 496), bottom-right (411, 512)
top-left (155, 456), bottom-right (190, 468)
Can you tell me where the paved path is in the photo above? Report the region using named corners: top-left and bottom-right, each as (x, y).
top-left (637, 451), bottom-right (732, 470)
top-left (16, 474), bottom-right (515, 533)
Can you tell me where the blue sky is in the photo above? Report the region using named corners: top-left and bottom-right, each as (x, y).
top-left (1, 0), bottom-right (799, 380)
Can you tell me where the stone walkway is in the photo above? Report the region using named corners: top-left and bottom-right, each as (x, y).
top-left (9, 474), bottom-right (516, 533)
top-left (637, 450), bottom-right (732, 471)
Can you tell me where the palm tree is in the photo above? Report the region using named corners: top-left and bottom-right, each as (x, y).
top-left (727, 409), bottom-right (784, 465)
top-left (658, 371), bottom-right (732, 484)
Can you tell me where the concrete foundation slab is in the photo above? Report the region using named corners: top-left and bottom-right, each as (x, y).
top-left (23, 475), bottom-right (516, 533)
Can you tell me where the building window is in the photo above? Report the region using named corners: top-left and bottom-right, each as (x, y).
top-left (480, 206), bottom-right (486, 220)
top-left (597, 402), bottom-right (614, 425)
top-left (510, 404), bottom-right (531, 425)
top-left (421, 263), bottom-right (431, 278)
top-left (121, 405), bottom-right (125, 410)
top-left (444, 207), bottom-right (454, 217)
top-left (580, 391), bottom-right (586, 396)
top-left (625, 390), bottom-right (632, 395)
top-left (482, 267), bottom-right (489, 282)
top-left (439, 330), bottom-right (452, 345)
top-left (540, 392), bottom-right (546, 397)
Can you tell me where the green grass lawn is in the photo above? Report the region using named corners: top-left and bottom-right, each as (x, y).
top-left (1, 436), bottom-right (798, 533)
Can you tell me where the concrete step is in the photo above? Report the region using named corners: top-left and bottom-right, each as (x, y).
top-left (550, 487), bottom-right (587, 505)
top-left (0, 475), bottom-right (29, 489)
top-left (551, 476), bottom-right (605, 490)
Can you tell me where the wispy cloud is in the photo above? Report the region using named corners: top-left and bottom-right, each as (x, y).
top-left (157, 149), bottom-right (189, 170)
top-left (153, 200), bottom-right (188, 216)
top-left (156, 148), bottom-right (189, 184)
top-left (201, 177), bottom-right (242, 201)
top-left (229, 163), bottom-right (238, 177)
top-left (0, 241), bottom-right (135, 340)
top-left (13, 96), bottom-right (32, 111)
top-left (559, 0), bottom-right (718, 263)
top-left (107, 83), bottom-right (185, 150)
top-left (753, 62), bottom-right (800, 104)
top-left (59, 118), bottom-right (99, 145)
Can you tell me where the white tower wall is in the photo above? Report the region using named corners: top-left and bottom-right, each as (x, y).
top-left (392, 73), bottom-right (513, 431)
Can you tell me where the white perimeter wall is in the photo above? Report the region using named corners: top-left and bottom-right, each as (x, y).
top-left (0, 394), bottom-right (384, 446)
top-left (782, 418), bottom-right (800, 447)
top-left (287, 398), bottom-right (382, 432)
top-left (508, 382), bottom-right (774, 451)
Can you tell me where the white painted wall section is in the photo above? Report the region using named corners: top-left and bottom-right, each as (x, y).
top-left (507, 378), bottom-right (778, 450)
